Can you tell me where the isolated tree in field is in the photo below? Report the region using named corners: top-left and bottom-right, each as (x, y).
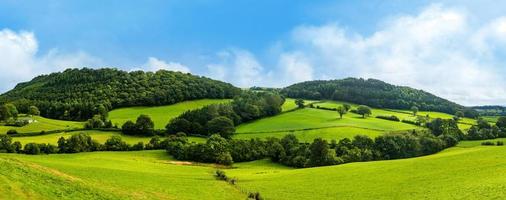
top-left (207, 116), bottom-right (235, 139)
top-left (454, 111), bottom-right (464, 121)
top-left (497, 116), bottom-right (506, 129)
top-left (295, 99), bottom-right (305, 108)
top-left (337, 106), bottom-right (347, 119)
top-left (136, 115), bottom-right (155, 136)
top-left (28, 106), bottom-right (40, 116)
top-left (411, 106), bottom-right (418, 116)
top-left (343, 104), bottom-right (351, 112)
top-left (356, 105), bottom-right (372, 118)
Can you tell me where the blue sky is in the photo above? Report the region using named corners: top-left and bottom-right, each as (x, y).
top-left (1, 0), bottom-right (506, 105)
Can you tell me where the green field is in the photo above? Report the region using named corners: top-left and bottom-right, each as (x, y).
top-left (109, 99), bottom-right (231, 129)
top-left (281, 98), bottom-right (317, 112)
top-left (225, 139), bottom-right (506, 199)
top-left (0, 151), bottom-right (243, 200)
top-left (12, 130), bottom-right (206, 145)
top-left (235, 106), bottom-right (420, 142)
top-left (2, 138), bottom-right (505, 200)
top-left (0, 115), bottom-right (84, 134)
top-left (482, 116), bottom-right (501, 123)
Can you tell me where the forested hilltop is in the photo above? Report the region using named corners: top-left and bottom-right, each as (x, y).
top-left (282, 78), bottom-right (478, 118)
top-left (0, 68), bottom-right (240, 121)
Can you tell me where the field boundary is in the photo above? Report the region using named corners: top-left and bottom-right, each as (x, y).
top-left (236, 124), bottom-right (418, 134)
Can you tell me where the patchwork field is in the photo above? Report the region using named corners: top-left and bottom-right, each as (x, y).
top-left (109, 99), bottom-right (231, 129)
top-left (0, 115), bottom-right (84, 134)
top-left (281, 98), bottom-right (318, 112)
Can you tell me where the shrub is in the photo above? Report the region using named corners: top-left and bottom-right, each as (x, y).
top-left (6, 129), bottom-right (17, 135)
top-left (24, 143), bottom-right (41, 155)
top-left (247, 192), bottom-right (263, 200)
top-left (215, 170), bottom-right (228, 181)
top-left (376, 115), bottom-right (400, 122)
top-left (401, 119), bottom-right (420, 126)
top-left (481, 141), bottom-right (495, 146)
top-left (497, 141), bottom-right (504, 146)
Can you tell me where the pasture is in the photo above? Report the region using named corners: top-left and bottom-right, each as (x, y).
top-left (225, 139), bottom-right (506, 200)
top-left (0, 115), bottom-right (84, 134)
top-left (108, 99), bottom-right (231, 129)
top-left (0, 151), bottom-right (243, 200)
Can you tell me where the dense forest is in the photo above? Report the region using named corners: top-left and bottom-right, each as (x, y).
top-left (472, 105), bottom-right (506, 116)
top-left (0, 68), bottom-right (240, 121)
top-left (281, 78), bottom-right (479, 118)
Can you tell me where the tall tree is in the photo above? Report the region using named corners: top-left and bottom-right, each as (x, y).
top-left (295, 99), bottom-right (305, 108)
top-left (411, 106), bottom-right (419, 116)
top-left (337, 106), bottom-right (347, 119)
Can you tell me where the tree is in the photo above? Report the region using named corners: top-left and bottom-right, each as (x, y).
top-left (136, 115), bottom-right (155, 136)
top-left (0, 104), bottom-right (13, 121)
top-left (28, 106), bottom-right (40, 116)
top-left (356, 105), bottom-right (372, 118)
top-left (122, 120), bottom-right (137, 135)
top-left (295, 99), bottom-right (305, 108)
top-left (455, 111), bottom-right (464, 121)
top-left (497, 116), bottom-right (506, 129)
top-left (104, 136), bottom-right (129, 151)
top-left (5, 104), bottom-right (18, 119)
top-left (308, 138), bottom-right (336, 167)
top-left (84, 114), bottom-right (105, 129)
top-left (343, 104), bottom-right (351, 112)
top-left (411, 106), bottom-right (419, 116)
top-left (97, 104), bottom-right (108, 121)
top-left (24, 143), bottom-right (41, 155)
top-left (207, 116), bottom-right (235, 139)
top-left (337, 106), bottom-right (347, 119)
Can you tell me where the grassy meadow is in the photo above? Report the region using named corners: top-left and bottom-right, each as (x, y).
top-left (225, 139), bottom-right (506, 200)
top-left (0, 115), bottom-right (84, 134)
top-left (0, 150), bottom-right (243, 200)
top-left (109, 99), bottom-right (231, 129)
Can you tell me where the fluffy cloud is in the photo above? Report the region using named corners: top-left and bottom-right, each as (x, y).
top-left (206, 49), bottom-right (265, 88)
top-left (0, 29), bottom-right (102, 92)
top-left (142, 57), bottom-right (191, 73)
top-left (278, 4), bottom-right (506, 105)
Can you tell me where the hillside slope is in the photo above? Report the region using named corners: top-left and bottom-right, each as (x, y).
top-left (0, 68), bottom-right (240, 120)
top-left (282, 78), bottom-right (478, 117)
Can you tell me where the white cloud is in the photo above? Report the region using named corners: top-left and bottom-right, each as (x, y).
top-left (206, 49), bottom-right (264, 88)
top-left (277, 4), bottom-right (506, 106)
top-left (142, 57), bottom-right (191, 73)
top-left (0, 29), bottom-right (102, 92)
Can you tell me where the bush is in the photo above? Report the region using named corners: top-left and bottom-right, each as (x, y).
top-left (401, 119), bottom-right (420, 126)
top-left (376, 115), bottom-right (400, 122)
top-left (6, 129), bottom-right (17, 135)
top-left (481, 141), bottom-right (495, 146)
top-left (24, 143), bottom-right (41, 155)
top-left (215, 170), bottom-right (228, 181)
top-left (497, 141), bottom-right (504, 146)
top-left (247, 192), bottom-right (263, 200)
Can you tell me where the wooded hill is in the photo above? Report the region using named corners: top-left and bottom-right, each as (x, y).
top-left (0, 68), bottom-right (240, 121)
top-left (281, 78), bottom-right (478, 118)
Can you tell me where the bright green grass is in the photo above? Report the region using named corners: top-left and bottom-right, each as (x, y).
top-left (226, 141), bottom-right (506, 199)
top-left (236, 108), bottom-right (420, 134)
top-left (109, 99), bottom-right (231, 129)
top-left (0, 151), bottom-right (243, 200)
top-left (234, 126), bottom-right (384, 142)
top-left (0, 115), bottom-right (84, 134)
top-left (12, 130), bottom-right (206, 145)
top-left (281, 98), bottom-right (317, 112)
top-left (482, 116), bottom-right (501, 123)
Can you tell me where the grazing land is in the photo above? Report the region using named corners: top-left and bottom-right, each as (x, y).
top-left (109, 99), bottom-right (231, 129)
top-left (225, 139), bottom-right (506, 200)
top-left (0, 151), bottom-right (243, 200)
top-left (0, 115), bottom-right (84, 134)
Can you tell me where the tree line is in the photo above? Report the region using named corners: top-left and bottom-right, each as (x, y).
top-left (165, 92), bottom-right (284, 138)
top-left (282, 78), bottom-right (479, 118)
top-left (165, 117), bottom-right (464, 167)
top-left (0, 68), bottom-right (241, 121)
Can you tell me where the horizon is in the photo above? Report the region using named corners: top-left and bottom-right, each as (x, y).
top-left (1, 0), bottom-right (506, 106)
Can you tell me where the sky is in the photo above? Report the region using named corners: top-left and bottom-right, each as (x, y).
top-left (1, 0), bottom-right (506, 106)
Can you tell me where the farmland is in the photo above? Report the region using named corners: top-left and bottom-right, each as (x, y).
top-left (0, 115), bottom-right (84, 134)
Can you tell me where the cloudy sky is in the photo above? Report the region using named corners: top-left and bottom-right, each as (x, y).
top-left (1, 0), bottom-right (506, 106)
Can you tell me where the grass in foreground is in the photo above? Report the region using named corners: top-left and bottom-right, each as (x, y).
top-left (226, 139), bottom-right (506, 200)
top-left (109, 99), bottom-right (231, 129)
top-left (0, 151), bottom-right (243, 200)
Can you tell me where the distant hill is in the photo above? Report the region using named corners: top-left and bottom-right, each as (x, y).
top-left (0, 68), bottom-right (240, 121)
top-left (281, 78), bottom-right (478, 118)
top-left (472, 105), bottom-right (506, 116)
